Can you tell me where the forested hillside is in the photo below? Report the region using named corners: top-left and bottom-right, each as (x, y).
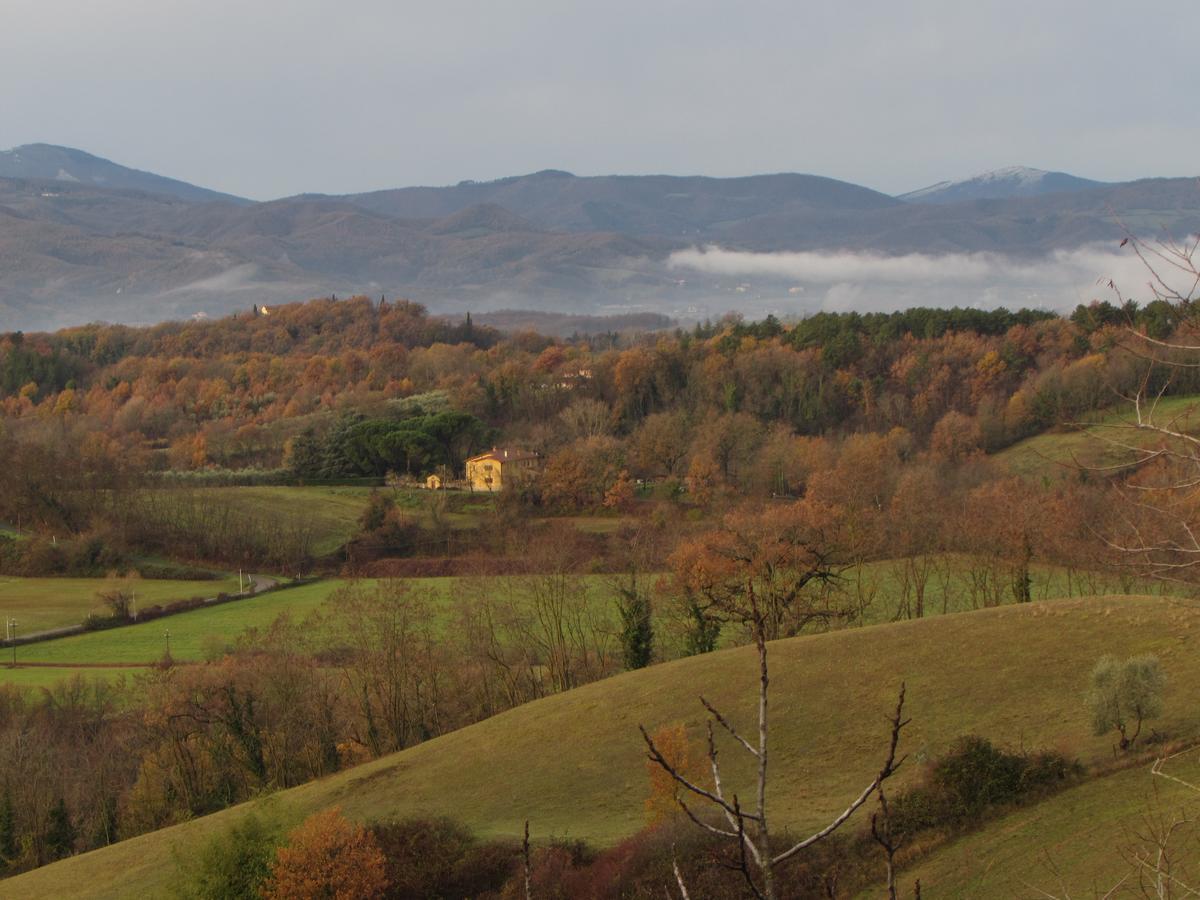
top-left (0, 294), bottom-right (1185, 481)
top-left (2, 288), bottom-right (1200, 895)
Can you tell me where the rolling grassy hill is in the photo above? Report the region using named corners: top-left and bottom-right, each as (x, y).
top-left (997, 395), bottom-right (1200, 478)
top-left (8, 594), bottom-right (1200, 898)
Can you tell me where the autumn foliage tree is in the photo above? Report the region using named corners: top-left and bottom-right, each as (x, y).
top-left (668, 500), bottom-right (851, 643)
top-left (260, 807), bottom-right (388, 900)
top-left (643, 723), bottom-right (708, 826)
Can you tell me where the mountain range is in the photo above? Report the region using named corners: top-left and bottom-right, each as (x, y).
top-left (1, 144), bottom-right (1197, 331)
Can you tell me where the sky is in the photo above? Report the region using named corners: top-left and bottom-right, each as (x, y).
top-left (2, 0), bottom-right (1198, 200)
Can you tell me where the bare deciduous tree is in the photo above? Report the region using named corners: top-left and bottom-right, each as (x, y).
top-left (641, 574), bottom-right (908, 900)
top-left (1085, 230), bottom-right (1200, 584)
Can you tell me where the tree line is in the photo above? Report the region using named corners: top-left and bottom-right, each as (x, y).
top-left (3, 294), bottom-right (1195, 480)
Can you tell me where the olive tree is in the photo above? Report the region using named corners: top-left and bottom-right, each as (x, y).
top-left (1086, 654), bottom-right (1165, 751)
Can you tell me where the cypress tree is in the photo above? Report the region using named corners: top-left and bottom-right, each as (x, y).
top-left (616, 579), bottom-right (654, 670)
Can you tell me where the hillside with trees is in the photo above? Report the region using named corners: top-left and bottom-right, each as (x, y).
top-left (3, 242), bottom-right (1200, 895)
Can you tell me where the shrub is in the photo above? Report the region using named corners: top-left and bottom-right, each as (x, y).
top-left (173, 810), bottom-right (281, 899)
top-left (260, 807), bottom-right (388, 900)
top-left (43, 798), bottom-right (76, 861)
top-left (138, 563), bottom-right (220, 581)
top-left (890, 736), bottom-right (1081, 835)
top-left (97, 588), bottom-right (133, 620)
top-left (369, 817), bottom-right (518, 899)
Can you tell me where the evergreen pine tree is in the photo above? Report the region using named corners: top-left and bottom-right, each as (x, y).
top-left (44, 798), bottom-right (75, 861)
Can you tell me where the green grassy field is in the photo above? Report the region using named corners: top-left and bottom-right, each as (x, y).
top-left (853, 555), bottom-right (1178, 624)
top-left (9, 594), bottom-right (1200, 898)
top-left (0, 666), bottom-right (148, 691)
top-left (2, 575), bottom-right (621, 667)
top-left (0, 575), bottom-right (242, 634)
top-left (891, 751), bottom-right (1200, 898)
top-left (9, 580), bottom-right (348, 665)
top-left (0, 556), bottom-right (1172, 674)
top-left (191, 485), bottom-right (378, 554)
top-left (189, 485), bottom-right (631, 554)
top-left (997, 394), bottom-right (1200, 477)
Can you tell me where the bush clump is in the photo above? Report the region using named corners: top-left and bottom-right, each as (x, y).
top-left (890, 735), bottom-right (1082, 835)
top-left (370, 817), bottom-right (519, 899)
top-left (172, 810), bottom-right (282, 899)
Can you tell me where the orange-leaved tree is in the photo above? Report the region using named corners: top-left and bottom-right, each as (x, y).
top-left (644, 722), bottom-right (709, 826)
top-left (260, 807), bottom-right (388, 900)
top-left (668, 499), bottom-right (851, 643)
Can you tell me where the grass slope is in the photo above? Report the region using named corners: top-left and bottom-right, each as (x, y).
top-left (10, 595), bottom-right (1200, 899)
top-left (190, 485), bottom-right (630, 553)
top-left (889, 751), bottom-right (1200, 897)
top-left (997, 395), bottom-right (1200, 477)
top-left (192, 486), bottom-right (377, 555)
top-left (0, 575), bottom-right (241, 634)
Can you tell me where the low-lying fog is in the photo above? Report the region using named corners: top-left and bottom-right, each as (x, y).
top-left (664, 243), bottom-right (1168, 320)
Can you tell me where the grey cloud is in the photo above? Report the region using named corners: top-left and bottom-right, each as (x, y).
top-left (2, 0), bottom-right (1199, 199)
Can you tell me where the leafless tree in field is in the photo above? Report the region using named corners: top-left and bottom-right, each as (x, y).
top-left (640, 581), bottom-right (908, 899)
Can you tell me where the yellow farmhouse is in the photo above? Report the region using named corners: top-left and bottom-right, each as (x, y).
top-left (465, 448), bottom-right (541, 491)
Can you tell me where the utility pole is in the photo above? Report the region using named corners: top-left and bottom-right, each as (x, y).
top-left (163, 629), bottom-right (171, 659)
top-left (7, 619), bottom-right (15, 668)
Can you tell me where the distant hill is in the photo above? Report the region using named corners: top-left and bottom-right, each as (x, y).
top-left (0, 144), bottom-right (246, 205)
top-left (899, 166), bottom-right (1110, 204)
top-left (0, 175), bottom-right (671, 331)
top-left (1, 145), bottom-right (1199, 332)
top-left (334, 170), bottom-right (901, 236)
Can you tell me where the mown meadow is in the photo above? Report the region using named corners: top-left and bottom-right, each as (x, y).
top-left (0, 574), bottom-right (242, 634)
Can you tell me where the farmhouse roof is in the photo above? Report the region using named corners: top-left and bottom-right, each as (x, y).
top-left (467, 447), bottom-right (540, 464)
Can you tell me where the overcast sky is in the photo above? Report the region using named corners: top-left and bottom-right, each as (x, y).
top-left (2, 0), bottom-right (1197, 200)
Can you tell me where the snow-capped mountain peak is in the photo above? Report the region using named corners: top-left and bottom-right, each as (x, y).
top-left (898, 166), bottom-right (1108, 204)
